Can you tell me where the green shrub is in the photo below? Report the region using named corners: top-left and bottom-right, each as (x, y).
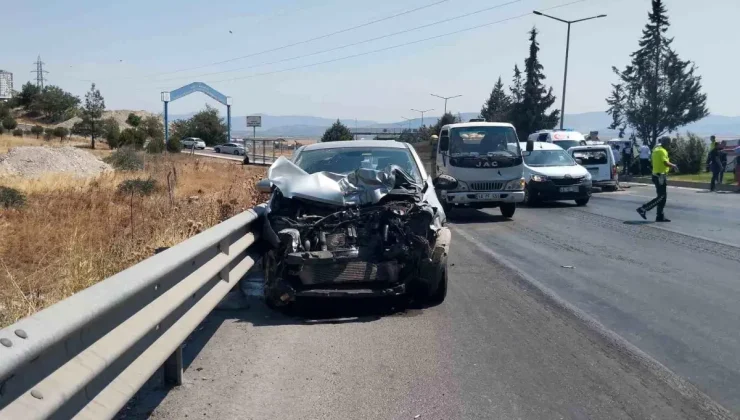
top-left (145, 136), bottom-right (165, 154)
top-left (0, 186), bottom-right (26, 209)
top-left (104, 147), bottom-right (145, 171)
top-left (117, 178), bottom-right (158, 196)
top-left (31, 125), bottom-right (44, 138)
top-left (52, 126), bottom-right (69, 141)
top-left (167, 136), bottom-right (182, 153)
top-left (43, 132), bottom-right (53, 141)
top-left (12, 128), bottom-right (23, 137)
top-left (0, 126), bottom-right (4, 135)
top-left (2, 116), bottom-right (17, 130)
top-left (667, 133), bottom-right (706, 174)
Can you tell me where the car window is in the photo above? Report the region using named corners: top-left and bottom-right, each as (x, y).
top-left (524, 150), bottom-right (576, 167)
top-left (294, 147), bottom-right (422, 183)
top-left (553, 140), bottom-right (583, 150)
top-left (573, 150), bottom-right (609, 165)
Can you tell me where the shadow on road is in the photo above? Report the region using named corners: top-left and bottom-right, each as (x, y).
top-left (448, 208), bottom-right (514, 224)
top-left (623, 220), bottom-right (654, 225)
top-left (232, 295), bottom-right (421, 328)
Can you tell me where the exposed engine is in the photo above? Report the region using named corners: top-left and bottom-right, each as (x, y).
top-left (260, 156), bottom-right (448, 306)
top-left (266, 192), bottom-right (435, 288)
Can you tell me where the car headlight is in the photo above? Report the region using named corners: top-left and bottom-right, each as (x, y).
top-left (505, 178), bottom-right (525, 191)
top-left (531, 174), bottom-right (548, 182)
top-left (584, 172), bottom-right (592, 181)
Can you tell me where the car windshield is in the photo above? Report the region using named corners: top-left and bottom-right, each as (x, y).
top-left (552, 140), bottom-right (583, 150)
top-left (524, 150), bottom-right (577, 167)
top-left (449, 126), bottom-right (521, 157)
top-left (294, 147), bottom-right (422, 183)
top-left (572, 149), bottom-right (609, 165)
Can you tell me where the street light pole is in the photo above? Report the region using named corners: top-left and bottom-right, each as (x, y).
top-left (411, 108), bottom-right (434, 128)
top-left (430, 94), bottom-right (462, 115)
top-left (401, 117), bottom-right (412, 131)
top-left (533, 11), bottom-right (606, 129)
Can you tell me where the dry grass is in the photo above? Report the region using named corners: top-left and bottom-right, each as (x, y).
top-left (0, 151), bottom-right (267, 327)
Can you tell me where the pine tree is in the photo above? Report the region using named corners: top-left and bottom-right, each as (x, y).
top-left (610, 0), bottom-right (707, 147)
top-left (480, 77), bottom-right (511, 122)
top-left (509, 28), bottom-right (559, 140)
top-left (605, 84), bottom-right (627, 138)
top-left (509, 65), bottom-right (524, 104)
top-left (321, 120), bottom-right (353, 142)
top-left (80, 84), bottom-right (106, 149)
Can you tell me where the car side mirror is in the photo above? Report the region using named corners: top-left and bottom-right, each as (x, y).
top-left (256, 179), bottom-right (272, 194)
top-left (439, 135), bottom-right (449, 152)
top-left (433, 174), bottom-right (458, 190)
top-left (526, 140), bottom-right (534, 152)
top-left (575, 158), bottom-right (583, 165)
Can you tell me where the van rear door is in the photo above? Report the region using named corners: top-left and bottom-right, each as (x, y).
top-left (571, 148), bottom-right (611, 181)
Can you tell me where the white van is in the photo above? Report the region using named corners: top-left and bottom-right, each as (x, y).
top-left (521, 141), bottom-right (593, 206)
top-left (528, 129), bottom-right (587, 151)
top-left (568, 145), bottom-right (618, 191)
top-left (432, 122), bottom-right (525, 218)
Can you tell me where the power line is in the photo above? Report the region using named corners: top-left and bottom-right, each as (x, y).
top-left (146, 0), bottom-right (449, 79)
top-left (31, 55), bottom-right (49, 88)
top-left (178, 0), bottom-right (588, 87)
top-left (151, 0), bottom-right (521, 84)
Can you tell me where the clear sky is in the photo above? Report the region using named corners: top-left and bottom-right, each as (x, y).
top-left (3, 0), bottom-right (738, 121)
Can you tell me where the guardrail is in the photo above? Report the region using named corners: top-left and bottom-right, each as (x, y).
top-left (0, 206), bottom-right (267, 420)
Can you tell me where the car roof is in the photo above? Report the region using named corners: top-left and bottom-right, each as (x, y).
top-left (302, 140), bottom-right (409, 151)
top-left (442, 122), bottom-right (515, 130)
top-left (518, 141), bottom-right (565, 151)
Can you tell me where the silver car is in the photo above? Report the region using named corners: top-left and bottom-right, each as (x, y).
top-left (214, 142), bottom-right (246, 155)
top-left (257, 140), bottom-right (450, 309)
top-left (181, 137), bottom-right (206, 150)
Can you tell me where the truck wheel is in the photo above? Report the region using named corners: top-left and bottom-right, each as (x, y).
top-left (500, 203), bottom-right (516, 218)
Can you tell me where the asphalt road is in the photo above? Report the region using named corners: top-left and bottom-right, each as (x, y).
top-left (124, 184), bottom-right (739, 419)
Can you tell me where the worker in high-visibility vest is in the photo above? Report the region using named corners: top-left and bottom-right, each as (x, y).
top-left (637, 137), bottom-right (678, 222)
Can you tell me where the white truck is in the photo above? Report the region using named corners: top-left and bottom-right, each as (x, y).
top-left (431, 122), bottom-right (526, 218)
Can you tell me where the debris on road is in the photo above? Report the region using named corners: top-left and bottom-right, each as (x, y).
top-left (561, 265), bottom-right (575, 269)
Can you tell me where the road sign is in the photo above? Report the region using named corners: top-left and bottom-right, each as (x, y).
top-left (246, 116), bottom-right (262, 128)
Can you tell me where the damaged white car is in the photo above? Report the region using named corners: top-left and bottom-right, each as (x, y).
top-left (257, 140), bottom-right (452, 308)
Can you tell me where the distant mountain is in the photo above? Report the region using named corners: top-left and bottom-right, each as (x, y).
top-left (173, 111), bottom-right (740, 138)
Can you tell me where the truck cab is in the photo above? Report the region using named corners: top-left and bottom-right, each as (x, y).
top-left (432, 122), bottom-right (525, 218)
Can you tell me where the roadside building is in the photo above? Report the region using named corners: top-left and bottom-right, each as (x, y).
top-left (0, 70), bottom-right (13, 101)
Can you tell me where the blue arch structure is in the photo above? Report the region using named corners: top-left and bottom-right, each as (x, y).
top-left (161, 82), bottom-right (232, 147)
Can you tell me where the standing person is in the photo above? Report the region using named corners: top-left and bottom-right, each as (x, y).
top-left (708, 141), bottom-right (724, 191)
top-left (622, 142), bottom-right (633, 175)
top-left (718, 141), bottom-right (728, 184)
top-left (637, 137), bottom-right (678, 222)
top-left (707, 135), bottom-right (716, 172)
top-left (638, 141), bottom-right (651, 175)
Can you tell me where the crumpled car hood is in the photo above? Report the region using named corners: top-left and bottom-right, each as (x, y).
top-left (267, 156), bottom-right (419, 206)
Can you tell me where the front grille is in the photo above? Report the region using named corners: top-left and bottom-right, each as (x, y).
top-left (471, 181), bottom-right (504, 191)
top-left (299, 260), bottom-right (400, 284)
top-left (550, 177), bottom-right (584, 186)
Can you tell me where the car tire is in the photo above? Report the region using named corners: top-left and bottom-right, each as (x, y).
top-left (426, 261), bottom-right (448, 306)
top-left (523, 185), bottom-right (538, 206)
top-left (575, 197), bottom-right (590, 206)
top-left (500, 203), bottom-right (516, 218)
top-left (214, 148), bottom-right (221, 153)
top-left (233, 150), bottom-right (240, 156)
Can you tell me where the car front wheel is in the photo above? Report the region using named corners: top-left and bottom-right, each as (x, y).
top-left (500, 203), bottom-right (516, 218)
top-left (214, 148), bottom-right (220, 153)
top-left (575, 198), bottom-right (589, 206)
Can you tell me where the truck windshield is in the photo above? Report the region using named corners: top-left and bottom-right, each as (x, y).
top-left (449, 126), bottom-right (521, 157)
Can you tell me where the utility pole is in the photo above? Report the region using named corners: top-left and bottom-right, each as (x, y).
top-left (533, 11), bottom-right (606, 129)
top-left (31, 55), bottom-right (48, 88)
top-left (430, 94), bottom-right (462, 115)
top-left (410, 108), bottom-right (434, 128)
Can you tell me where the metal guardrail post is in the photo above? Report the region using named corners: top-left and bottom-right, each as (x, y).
top-left (164, 345), bottom-right (183, 386)
top-left (252, 139), bottom-right (256, 163)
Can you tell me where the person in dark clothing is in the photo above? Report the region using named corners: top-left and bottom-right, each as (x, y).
top-left (707, 142), bottom-right (725, 191)
top-left (637, 137), bottom-right (677, 222)
top-left (718, 141), bottom-right (728, 184)
top-left (622, 144), bottom-right (632, 175)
